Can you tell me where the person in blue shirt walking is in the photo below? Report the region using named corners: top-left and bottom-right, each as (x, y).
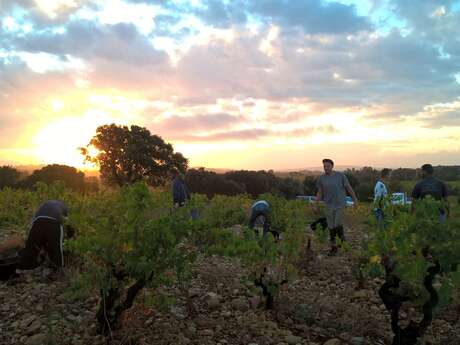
top-left (373, 168), bottom-right (391, 228)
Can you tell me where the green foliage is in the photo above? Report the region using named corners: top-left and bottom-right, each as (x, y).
top-left (0, 165), bottom-right (21, 189)
top-left (65, 183), bottom-right (202, 331)
top-left (68, 183), bottom-right (195, 288)
top-left (365, 197), bottom-right (460, 306)
top-left (302, 175), bottom-right (317, 195)
top-left (199, 194), bottom-right (251, 229)
top-left (0, 181), bottom-right (79, 233)
top-left (202, 194), bottom-right (309, 306)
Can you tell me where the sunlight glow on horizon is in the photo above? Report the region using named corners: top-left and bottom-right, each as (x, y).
top-left (4, 92), bottom-right (460, 170)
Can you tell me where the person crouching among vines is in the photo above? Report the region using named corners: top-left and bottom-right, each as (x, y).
top-left (248, 200), bottom-right (280, 240)
top-left (315, 158), bottom-right (359, 256)
top-left (18, 200), bottom-right (71, 273)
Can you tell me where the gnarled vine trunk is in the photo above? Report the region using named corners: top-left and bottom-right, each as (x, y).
top-left (379, 261), bottom-right (441, 345)
top-left (96, 270), bottom-right (153, 335)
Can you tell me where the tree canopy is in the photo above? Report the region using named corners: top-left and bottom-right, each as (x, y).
top-left (81, 124), bottom-right (188, 187)
top-left (0, 166), bottom-right (21, 189)
top-left (22, 164), bottom-right (86, 191)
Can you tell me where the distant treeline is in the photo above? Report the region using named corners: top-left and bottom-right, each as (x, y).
top-left (0, 164), bottom-right (99, 192)
top-left (185, 168), bottom-right (305, 199)
top-left (1, 164), bottom-right (459, 201)
top-left (185, 166), bottom-right (460, 201)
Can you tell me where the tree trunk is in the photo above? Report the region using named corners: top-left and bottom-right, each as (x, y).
top-left (379, 262), bottom-right (441, 345)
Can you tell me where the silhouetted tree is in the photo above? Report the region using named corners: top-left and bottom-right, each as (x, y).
top-left (302, 175), bottom-right (317, 195)
top-left (344, 171), bottom-right (360, 189)
top-left (225, 170), bottom-right (278, 197)
top-left (23, 164), bottom-right (85, 191)
top-left (345, 167), bottom-right (379, 184)
top-left (0, 166), bottom-right (21, 189)
top-left (185, 168), bottom-right (245, 197)
top-left (434, 166), bottom-right (460, 181)
top-left (81, 124), bottom-right (188, 187)
top-left (354, 182), bottom-right (375, 201)
top-left (391, 168), bottom-right (417, 181)
top-left (276, 177), bottom-right (303, 199)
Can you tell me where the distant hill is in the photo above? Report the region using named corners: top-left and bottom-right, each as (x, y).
top-left (12, 164), bottom-right (99, 177)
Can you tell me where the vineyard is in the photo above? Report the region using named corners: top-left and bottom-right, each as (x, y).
top-left (0, 182), bottom-right (459, 345)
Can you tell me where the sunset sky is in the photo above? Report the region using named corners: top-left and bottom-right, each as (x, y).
top-left (1, 0), bottom-right (459, 171)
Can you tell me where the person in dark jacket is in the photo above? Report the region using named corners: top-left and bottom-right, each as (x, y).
top-left (412, 164), bottom-right (449, 222)
top-left (18, 200), bottom-right (68, 271)
top-left (172, 169), bottom-right (191, 208)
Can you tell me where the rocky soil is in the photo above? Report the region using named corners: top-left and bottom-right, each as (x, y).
top-left (1, 222), bottom-right (459, 345)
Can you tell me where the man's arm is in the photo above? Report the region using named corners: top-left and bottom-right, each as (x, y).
top-left (316, 189), bottom-right (322, 202)
top-left (342, 174), bottom-right (358, 205)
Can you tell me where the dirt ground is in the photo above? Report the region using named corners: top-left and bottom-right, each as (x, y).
top-left (1, 218), bottom-right (459, 345)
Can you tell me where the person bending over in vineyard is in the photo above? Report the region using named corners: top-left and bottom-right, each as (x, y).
top-left (172, 169), bottom-right (191, 208)
top-left (316, 159), bottom-right (358, 256)
top-left (248, 200), bottom-right (279, 239)
top-left (18, 200), bottom-right (68, 272)
top-left (373, 168), bottom-right (391, 229)
top-left (411, 163), bottom-right (449, 222)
